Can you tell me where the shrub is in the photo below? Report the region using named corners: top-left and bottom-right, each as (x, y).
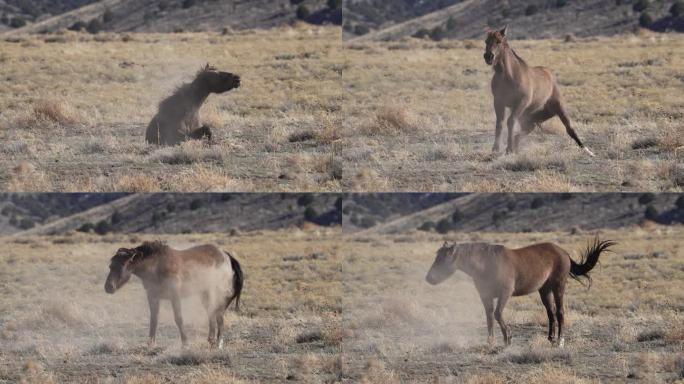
top-left (556, 0), bottom-right (567, 7)
top-left (166, 202), bottom-right (176, 212)
top-left (86, 18), bottom-right (104, 34)
top-left (639, 12), bottom-right (653, 26)
top-left (531, 197), bottom-right (545, 209)
top-left (671, 1), bottom-right (684, 17)
top-left (335, 197), bottom-right (343, 211)
top-left (354, 24), bottom-right (370, 35)
top-left (525, 5), bottom-right (539, 16)
top-left (492, 211), bottom-right (507, 225)
top-left (507, 201), bottom-right (516, 211)
top-left (94, 220), bottom-right (111, 235)
top-left (638, 193), bottom-right (655, 205)
top-left (110, 211), bottom-right (123, 224)
top-left (327, 0), bottom-right (342, 9)
top-left (645, 205), bottom-right (659, 220)
top-left (446, 17), bottom-right (458, 30)
top-left (412, 28), bottom-right (430, 39)
top-left (452, 209), bottom-right (464, 223)
top-left (9, 18), bottom-right (26, 28)
top-left (220, 194), bottom-right (232, 202)
top-left (18, 218), bottom-right (34, 230)
top-left (633, 0), bottom-right (649, 12)
top-left (190, 199), bottom-right (203, 210)
top-left (429, 26), bottom-right (445, 41)
top-left (501, 8), bottom-right (511, 18)
top-left (103, 8), bottom-right (114, 23)
top-left (182, 0), bottom-right (196, 9)
top-left (297, 195), bottom-right (315, 207)
top-left (304, 206), bottom-right (318, 221)
top-left (77, 222), bottom-right (94, 233)
top-left (68, 20), bottom-right (87, 31)
top-left (151, 211), bottom-right (165, 224)
top-left (436, 218), bottom-right (452, 234)
top-left (676, 195), bottom-right (684, 209)
top-left (418, 221), bottom-right (435, 231)
top-left (296, 5), bottom-right (310, 20)
top-left (359, 216), bottom-right (376, 228)
top-left (290, 0), bottom-right (305, 5)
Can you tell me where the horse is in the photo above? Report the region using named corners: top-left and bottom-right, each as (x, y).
top-left (104, 241), bottom-right (244, 349)
top-left (426, 237), bottom-right (615, 347)
top-left (484, 26), bottom-right (594, 156)
top-left (145, 64), bottom-right (241, 146)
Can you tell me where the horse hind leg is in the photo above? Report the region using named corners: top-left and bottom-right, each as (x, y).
top-left (201, 292), bottom-right (218, 347)
top-left (494, 287), bottom-right (514, 346)
top-left (187, 125), bottom-right (213, 143)
top-left (539, 288), bottom-right (557, 344)
top-left (553, 285), bottom-right (566, 348)
top-left (556, 103), bottom-right (594, 157)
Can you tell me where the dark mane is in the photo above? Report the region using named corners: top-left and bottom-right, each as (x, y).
top-left (135, 241), bottom-right (167, 257)
top-left (510, 47), bottom-right (527, 65)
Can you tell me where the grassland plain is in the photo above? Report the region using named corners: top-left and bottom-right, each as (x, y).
top-left (341, 227), bottom-right (684, 383)
top-left (0, 26), bottom-right (342, 192)
top-left (0, 228), bottom-right (342, 383)
top-left (342, 32), bottom-right (684, 192)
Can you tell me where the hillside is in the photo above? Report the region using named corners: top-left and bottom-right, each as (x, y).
top-left (2, 0), bottom-right (341, 34)
top-left (0, 193), bottom-right (342, 235)
top-left (345, 0), bottom-right (683, 41)
top-left (345, 193), bottom-right (684, 233)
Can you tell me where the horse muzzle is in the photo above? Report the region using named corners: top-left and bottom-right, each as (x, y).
top-left (484, 53), bottom-right (494, 65)
top-left (104, 282), bottom-right (116, 294)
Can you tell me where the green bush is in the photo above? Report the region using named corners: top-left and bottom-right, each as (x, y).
top-left (290, 0), bottom-right (305, 5)
top-left (9, 18), bottom-right (26, 29)
top-left (182, 0), bottom-right (196, 9)
top-left (436, 218), bottom-right (452, 234)
top-left (110, 211), bottom-right (123, 224)
top-left (633, 0), bottom-right (649, 12)
top-left (675, 195), bottom-right (684, 209)
top-left (304, 206), bottom-right (318, 221)
top-left (452, 209), bottom-right (464, 223)
top-left (86, 18), bottom-right (104, 34)
top-left (296, 5), bottom-right (311, 20)
top-left (297, 194), bottom-right (315, 206)
top-left (359, 216), bottom-right (376, 229)
top-left (525, 5), bottom-right (539, 16)
top-left (335, 197), bottom-right (343, 211)
top-left (68, 20), bottom-right (87, 31)
top-left (354, 24), bottom-right (370, 35)
top-left (166, 202), bottom-right (176, 212)
top-left (644, 205), bottom-right (659, 220)
top-left (95, 220), bottom-right (111, 235)
top-left (429, 26), bottom-right (445, 41)
top-left (190, 199), bottom-right (203, 210)
top-left (639, 12), bottom-right (653, 26)
top-left (446, 17), bottom-right (458, 31)
top-left (18, 218), bottom-right (34, 230)
top-left (418, 221), bottom-right (435, 231)
top-left (412, 28), bottom-right (430, 39)
top-left (103, 8), bottom-right (114, 23)
top-left (77, 222), bottom-right (94, 233)
top-left (671, 1), bottom-right (684, 17)
top-left (531, 197), bottom-right (545, 209)
top-left (556, 0), bottom-right (567, 7)
top-left (327, 0), bottom-right (342, 9)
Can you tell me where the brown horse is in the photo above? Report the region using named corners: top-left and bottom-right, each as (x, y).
top-left (105, 241), bottom-right (244, 348)
top-left (145, 64), bottom-right (241, 146)
top-left (426, 237), bottom-right (615, 346)
top-left (484, 26), bottom-right (594, 156)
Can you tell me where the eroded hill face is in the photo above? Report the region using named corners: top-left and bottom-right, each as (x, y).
top-left (344, 0), bottom-right (679, 40)
top-left (2, 0), bottom-right (340, 34)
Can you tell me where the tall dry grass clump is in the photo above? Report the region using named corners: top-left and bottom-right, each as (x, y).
top-left (362, 105), bottom-right (417, 135)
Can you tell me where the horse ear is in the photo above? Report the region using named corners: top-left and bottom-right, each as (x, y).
top-left (500, 25), bottom-right (508, 37)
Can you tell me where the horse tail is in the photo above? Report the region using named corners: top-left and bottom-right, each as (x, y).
top-left (569, 236), bottom-right (616, 287)
top-left (225, 252), bottom-right (244, 311)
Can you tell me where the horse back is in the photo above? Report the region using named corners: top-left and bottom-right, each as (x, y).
top-left (509, 243), bottom-right (570, 295)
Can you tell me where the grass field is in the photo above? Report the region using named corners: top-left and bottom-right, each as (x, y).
top-left (0, 26), bottom-right (342, 192)
top-left (0, 229), bottom-right (342, 383)
top-left (342, 226), bottom-right (684, 383)
top-left (342, 33), bottom-right (684, 192)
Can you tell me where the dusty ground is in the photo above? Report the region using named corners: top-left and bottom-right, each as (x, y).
top-left (0, 26), bottom-right (341, 192)
top-left (0, 229), bottom-right (342, 383)
top-left (342, 33), bottom-right (684, 192)
top-left (341, 227), bottom-right (684, 383)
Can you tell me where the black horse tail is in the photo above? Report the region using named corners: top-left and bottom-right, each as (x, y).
top-left (569, 236), bottom-right (616, 287)
top-left (225, 251), bottom-right (244, 311)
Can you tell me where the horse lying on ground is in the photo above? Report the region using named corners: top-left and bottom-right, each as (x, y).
top-left (484, 26), bottom-right (594, 156)
top-left (145, 64), bottom-right (241, 146)
top-left (426, 237), bottom-right (615, 347)
top-left (105, 241), bottom-right (244, 348)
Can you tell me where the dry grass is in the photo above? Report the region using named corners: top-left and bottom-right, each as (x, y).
top-left (341, 227), bottom-right (684, 382)
top-left (0, 229), bottom-right (341, 383)
top-left (0, 27), bottom-right (341, 192)
top-left (342, 34), bottom-right (684, 192)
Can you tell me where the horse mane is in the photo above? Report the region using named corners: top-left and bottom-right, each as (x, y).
top-left (158, 65), bottom-right (214, 110)
top-left (135, 240), bottom-right (168, 258)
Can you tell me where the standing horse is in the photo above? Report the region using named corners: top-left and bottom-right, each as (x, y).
top-left (145, 64), bottom-right (241, 146)
top-left (426, 237), bottom-right (614, 346)
top-left (105, 241), bottom-right (244, 348)
top-left (484, 26), bottom-right (594, 156)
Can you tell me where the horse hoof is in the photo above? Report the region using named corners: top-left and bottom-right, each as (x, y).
top-left (558, 338), bottom-right (565, 348)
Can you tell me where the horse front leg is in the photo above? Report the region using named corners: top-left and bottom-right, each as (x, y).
top-left (146, 290), bottom-right (160, 348)
top-left (170, 292), bottom-right (188, 347)
top-left (479, 295), bottom-right (495, 345)
top-left (492, 99), bottom-right (505, 153)
top-left (506, 100), bottom-right (528, 154)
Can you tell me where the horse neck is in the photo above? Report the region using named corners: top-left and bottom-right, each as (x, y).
top-left (495, 43), bottom-right (522, 79)
top-left (188, 80), bottom-right (211, 106)
top-left (131, 256), bottom-right (158, 282)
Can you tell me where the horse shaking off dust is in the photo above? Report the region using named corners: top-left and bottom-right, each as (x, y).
top-left (426, 237), bottom-right (615, 347)
top-left (105, 241), bottom-right (244, 349)
top-left (145, 64), bottom-right (241, 146)
top-left (484, 26), bottom-right (595, 156)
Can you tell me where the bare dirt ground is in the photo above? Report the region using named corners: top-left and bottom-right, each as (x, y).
top-left (0, 229), bottom-right (342, 383)
top-left (342, 33), bottom-right (684, 192)
top-left (0, 26), bottom-right (341, 192)
top-left (341, 227), bottom-right (684, 383)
